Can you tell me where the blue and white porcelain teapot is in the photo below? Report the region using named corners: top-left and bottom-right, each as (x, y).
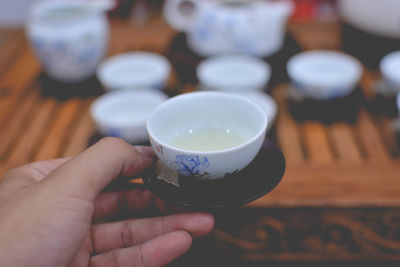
top-left (164, 0), bottom-right (293, 57)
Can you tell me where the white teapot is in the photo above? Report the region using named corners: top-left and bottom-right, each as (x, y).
top-left (163, 0), bottom-right (294, 57)
top-left (338, 0), bottom-right (400, 39)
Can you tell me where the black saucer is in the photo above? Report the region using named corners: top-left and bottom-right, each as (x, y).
top-left (342, 22), bottom-right (400, 69)
top-left (141, 139), bottom-right (285, 209)
top-left (370, 79), bottom-right (399, 118)
top-left (166, 32), bottom-right (301, 91)
top-left (286, 84), bottom-right (363, 124)
top-left (38, 72), bottom-right (103, 100)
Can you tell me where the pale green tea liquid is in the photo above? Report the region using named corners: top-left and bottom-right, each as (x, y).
top-left (169, 127), bottom-right (247, 151)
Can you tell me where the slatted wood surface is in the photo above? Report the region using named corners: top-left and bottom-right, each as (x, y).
top-left (0, 19), bottom-right (400, 210)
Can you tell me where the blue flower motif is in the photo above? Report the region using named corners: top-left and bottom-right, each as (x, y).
top-left (107, 128), bottom-right (121, 138)
top-left (236, 39), bottom-right (256, 54)
top-left (175, 154), bottom-right (210, 177)
top-left (196, 26), bottom-right (211, 42)
top-left (77, 49), bottom-right (97, 63)
top-left (53, 40), bottom-right (67, 54)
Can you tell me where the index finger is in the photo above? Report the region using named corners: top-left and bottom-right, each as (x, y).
top-left (41, 137), bottom-right (156, 202)
top-left (93, 188), bottom-right (154, 220)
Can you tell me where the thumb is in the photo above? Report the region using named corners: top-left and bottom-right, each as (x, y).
top-left (41, 137), bottom-right (156, 202)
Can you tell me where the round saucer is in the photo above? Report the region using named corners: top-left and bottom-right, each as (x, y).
top-left (141, 139), bottom-right (285, 209)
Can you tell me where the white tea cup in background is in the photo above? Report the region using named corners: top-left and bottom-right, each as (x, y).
top-left (380, 51), bottom-right (400, 93)
top-left (90, 89), bottom-right (168, 144)
top-left (287, 50), bottom-right (363, 100)
top-left (197, 54), bottom-right (271, 92)
top-left (97, 52), bottom-right (171, 91)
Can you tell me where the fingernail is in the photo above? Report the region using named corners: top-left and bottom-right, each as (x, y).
top-left (136, 146), bottom-right (156, 158)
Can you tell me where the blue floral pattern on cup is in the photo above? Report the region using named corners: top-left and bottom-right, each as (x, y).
top-left (107, 128), bottom-right (121, 138)
top-left (175, 154), bottom-right (210, 178)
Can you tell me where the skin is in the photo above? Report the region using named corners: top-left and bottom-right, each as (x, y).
top-left (0, 137), bottom-right (215, 267)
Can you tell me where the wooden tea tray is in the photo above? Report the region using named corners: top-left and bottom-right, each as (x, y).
top-left (1, 19), bottom-right (400, 262)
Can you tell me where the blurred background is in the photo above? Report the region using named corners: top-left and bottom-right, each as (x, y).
top-left (1, 0), bottom-right (400, 266)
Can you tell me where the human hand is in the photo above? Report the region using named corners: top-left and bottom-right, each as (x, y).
top-left (0, 137), bottom-right (214, 267)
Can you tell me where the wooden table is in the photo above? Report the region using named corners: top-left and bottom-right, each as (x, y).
top-left (1, 18), bottom-right (400, 263)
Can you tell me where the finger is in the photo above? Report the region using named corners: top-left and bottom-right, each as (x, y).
top-left (91, 212), bottom-right (214, 253)
top-left (93, 188), bottom-right (155, 220)
top-left (155, 196), bottom-right (168, 212)
top-left (93, 188), bottom-right (185, 220)
top-left (41, 138), bottom-right (156, 202)
top-left (90, 231), bottom-right (192, 267)
top-left (68, 233), bottom-right (92, 267)
top-left (0, 158), bottom-right (71, 198)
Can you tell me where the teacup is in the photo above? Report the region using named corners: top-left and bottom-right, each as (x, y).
top-left (197, 54), bottom-right (271, 92)
top-left (26, 0), bottom-right (109, 82)
top-left (146, 92), bottom-right (267, 179)
top-left (91, 89), bottom-right (168, 144)
top-left (97, 52), bottom-right (171, 91)
top-left (380, 51), bottom-right (400, 93)
top-left (287, 50), bottom-right (363, 100)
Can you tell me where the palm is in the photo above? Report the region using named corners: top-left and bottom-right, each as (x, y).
top-left (0, 139), bottom-right (214, 267)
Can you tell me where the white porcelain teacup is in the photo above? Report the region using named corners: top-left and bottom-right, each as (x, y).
top-left (197, 54), bottom-right (271, 92)
top-left (146, 92), bottom-right (267, 180)
top-left (380, 51), bottom-right (400, 93)
top-left (26, 0), bottom-right (109, 82)
top-left (97, 52), bottom-right (172, 91)
top-left (287, 50), bottom-right (363, 100)
top-left (91, 89), bottom-right (168, 144)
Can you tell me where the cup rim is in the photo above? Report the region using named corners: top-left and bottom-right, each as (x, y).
top-left (97, 52), bottom-right (171, 90)
top-left (197, 54), bottom-right (271, 91)
top-left (146, 91), bottom-right (268, 155)
top-left (29, 0), bottom-right (100, 26)
top-left (90, 89), bottom-right (169, 129)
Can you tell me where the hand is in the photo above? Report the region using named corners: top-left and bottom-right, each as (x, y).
top-left (0, 137), bottom-right (214, 267)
